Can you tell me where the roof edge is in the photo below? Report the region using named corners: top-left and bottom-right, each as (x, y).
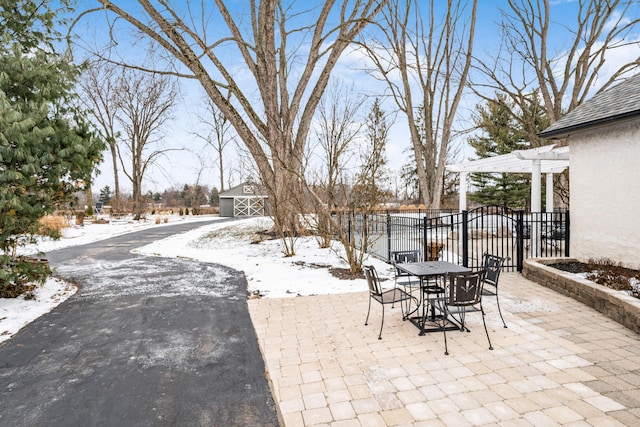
top-left (539, 110), bottom-right (640, 139)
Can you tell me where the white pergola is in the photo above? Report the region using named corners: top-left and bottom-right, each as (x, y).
top-left (446, 145), bottom-right (570, 213)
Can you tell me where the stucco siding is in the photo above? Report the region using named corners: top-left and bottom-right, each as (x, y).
top-left (570, 119), bottom-right (640, 269)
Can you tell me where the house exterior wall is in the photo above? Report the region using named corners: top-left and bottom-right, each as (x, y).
top-left (570, 119), bottom-right (640, 269)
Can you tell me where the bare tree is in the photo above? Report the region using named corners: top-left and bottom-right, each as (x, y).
top-left (359, 0), bottom-right (477, 209)
top-left (78, 1), bottom-right (387, 255)
top-left (114, 68), bottom-right (178, 219)
top-left (78, 60), bottom-right (122, 199)
top-left (307, 79), bottom-right (365, 248)
top-left (314, 83), bottom-right (365, 200)
top-left (473, 0), bottom-right (640, 141)
top-left (193, 98), bottom-right (236, 193)
top-left (306, 97), bottom-right (391, 273)
top-left (471, 0), bottom-right (640, 207)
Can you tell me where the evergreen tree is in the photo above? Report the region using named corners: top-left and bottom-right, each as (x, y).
top-left (468, 94), bottom-right (530, 208)
top-left (99, 186), bottom-right (112, 204)
top-left (209, 187), bottom-right (220, 208)
top-left (0, 0), bottom-right (104, 292)
top-left (351, 98), bottom-right (390, 209)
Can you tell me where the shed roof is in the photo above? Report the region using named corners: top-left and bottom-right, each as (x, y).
top-left (219, 182), bottom-right (268, 198)
top-left (540, 73), bottom-right (640, 139)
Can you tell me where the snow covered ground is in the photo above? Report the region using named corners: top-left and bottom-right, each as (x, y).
top-left (1, 215), bottom-right (388, 344)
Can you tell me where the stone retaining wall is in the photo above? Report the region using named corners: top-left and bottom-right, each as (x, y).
top-left (523, 258), bottom-right (640, 334)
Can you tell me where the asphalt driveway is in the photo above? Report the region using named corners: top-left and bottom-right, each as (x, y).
top-left (0, 219), bottom-right (279, 426)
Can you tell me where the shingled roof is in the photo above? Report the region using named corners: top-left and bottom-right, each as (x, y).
top-left (539, 73), bottom-right (640, 139)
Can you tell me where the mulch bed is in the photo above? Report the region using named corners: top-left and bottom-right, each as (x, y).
top-left (549, 261), bottom-right (589, 274)
top-left (549, 259), bottom-right (640, 297)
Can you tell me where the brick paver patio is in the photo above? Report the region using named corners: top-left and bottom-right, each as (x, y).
top-left (249, 272), bottom-right (640, 426)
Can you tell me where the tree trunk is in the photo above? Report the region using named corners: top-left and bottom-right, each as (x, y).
top-left (110, 142), bottom-right (120, 199)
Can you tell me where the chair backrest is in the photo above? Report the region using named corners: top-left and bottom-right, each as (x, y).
top-left (482, 252), bottom-right (508, 287)
top-left (446, 270), bottom-right (486, 307)
top-left (392, 250), bottom-right (419, 276)
top-left (364, 265), bottom-right (383, 296)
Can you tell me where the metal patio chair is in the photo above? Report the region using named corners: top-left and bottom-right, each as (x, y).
top-left (391, 250), bottom-right (420, 290)
top-left (364, 265), bottom-right (418, 340)
top-left (438, 270), bottom-right (493, 355)
top-left (391, 250), bottom-right (420, 313)
top-left (480, 252), bottom-right (509, 328)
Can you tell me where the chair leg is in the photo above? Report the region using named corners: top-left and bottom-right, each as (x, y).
top-left (404, 285), bottom-right (418, 319)
top-left (480, 302), bottom-right (494, 351)
top-left (401, 292), bottom-right (410, 320)
top-left (419, 296), bottom-right (431, 336)
top-left (365, 295), bottom-right (372, 326)
top-left (442, 305), bottom-right (449, 355)
top-left (458, 311), bottom-right (469, 332)
top-left (378, 303), bottom-right (384, 340)
top-left (495, 291), bottom-right (508, 328)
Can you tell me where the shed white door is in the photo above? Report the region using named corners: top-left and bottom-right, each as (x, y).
top-left (234, 196), bottom-right (264, 217)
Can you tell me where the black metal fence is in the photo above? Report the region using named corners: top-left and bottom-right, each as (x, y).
top-left (334, 206), bottom-right (569, 272)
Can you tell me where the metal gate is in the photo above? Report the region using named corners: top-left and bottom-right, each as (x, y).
top-left (233, 196), bottom-right (264, 217)
top-left (454, 206), bottom-right (569, 271)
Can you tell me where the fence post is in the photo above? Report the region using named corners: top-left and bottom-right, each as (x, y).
top-left (386, 212), bottom-right (392, 262)
top-left (564, 210), bottom-right (570, 257)
top-left (363, 212), bottom-right (368, 253)
top-left (462, 210), bottom-right (469, 268)
top-left (423, 216), bottom-right (428, 262)
top-left (347, 211), bottom-right (352, 244)
top-left (516, 210), bottom-right (524, 272)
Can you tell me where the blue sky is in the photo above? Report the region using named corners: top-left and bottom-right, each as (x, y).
top-left (69, 1), bottom-right (640, 195)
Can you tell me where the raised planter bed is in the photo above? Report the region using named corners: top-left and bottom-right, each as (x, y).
top-left (523, 257), bottom-right (640, 334)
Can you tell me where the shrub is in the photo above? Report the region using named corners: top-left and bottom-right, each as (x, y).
top-left (38, 215), bottom-right (69, 238)
top-left (0, 0), bottom-right (103, 295)
top-left (585, 258), bottom-right (640, 292)
top-left (0, 256), bottom-right (51, 298)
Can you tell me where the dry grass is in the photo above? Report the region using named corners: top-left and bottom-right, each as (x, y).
top-left (38, 215), bottom-right (70, 235)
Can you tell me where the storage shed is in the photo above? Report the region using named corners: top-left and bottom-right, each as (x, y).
top-left (219, 181), bottom-right (269, 217)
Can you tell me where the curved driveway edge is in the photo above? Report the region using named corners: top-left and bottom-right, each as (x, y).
top-left (0, 219), bottom-right (279, 426)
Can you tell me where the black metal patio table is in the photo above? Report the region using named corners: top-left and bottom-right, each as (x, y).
top-left (395, 261), bottom-right (471, 335)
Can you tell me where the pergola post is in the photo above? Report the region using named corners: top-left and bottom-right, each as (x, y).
top-left (546, 173), bottom-right (554, 213)
top-left (530, 159), bottom-right (541, 256)
top-left (459, 172), bottom-right (467, 212)
top-left (531, 159), bottom-right (541, 213)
